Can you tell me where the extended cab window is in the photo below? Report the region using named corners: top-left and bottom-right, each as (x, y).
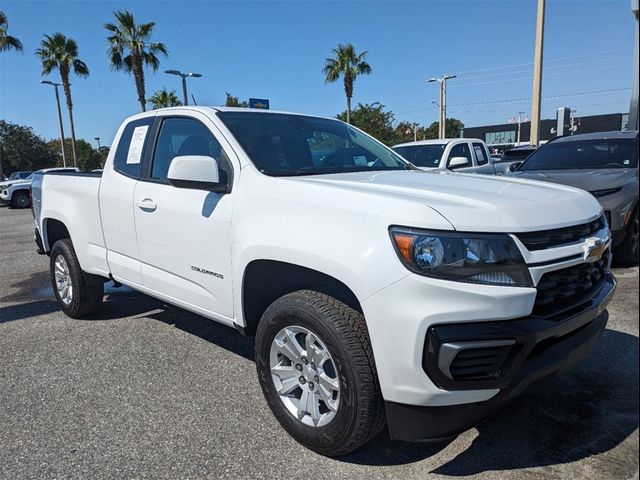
top-left (447, 143), bottom-right (472, 168)
top-left (151, 117), bottom-right (230, 183)
top-left (113, 117), bottom-right (154, 178)
top-left (472, 142), bottom-right (489, 165)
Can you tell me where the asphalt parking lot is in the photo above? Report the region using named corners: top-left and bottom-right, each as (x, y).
top-left (0, 206), bottom-right (638, 480)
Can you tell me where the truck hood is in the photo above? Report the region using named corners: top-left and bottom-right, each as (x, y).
top-left (295, 170), bottom-right (602, 232)
top-left (510, 168), bottom-right (637, 192)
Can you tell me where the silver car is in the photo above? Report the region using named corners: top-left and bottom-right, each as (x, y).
top-left (509, 130), bottom-right (639, 265)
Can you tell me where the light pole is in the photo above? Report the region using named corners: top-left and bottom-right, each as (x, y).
top-left (41, 80), bottom-right (67, 167)
top-left (94, 137), bottom-right (101, 149)
top-left (530, 0), bottom-right (546, 146)
top-left (428, 74), bottom-right (456, 139)
top-left (164, 69), bottom-right (202, 106)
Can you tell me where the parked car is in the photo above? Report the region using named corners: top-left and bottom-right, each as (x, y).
top-left (392, 138), bottom-right (497, 174)
top-left (493, 145), bottom-right (537, 174)
top-left (0, 170), bottom-right (33, 191)
top-left (509, 130), bottom-right (638, 265)
top-left (32, 107), bottom-right (615, 456)
top-left (0, 167), bottom-right (78, 208)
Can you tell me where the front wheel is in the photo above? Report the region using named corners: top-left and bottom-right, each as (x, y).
top-left (255, 290), bottom-right (385, 457)
top-left (11, 191), bottom-right (30, 209)
top-left (50, 239), bottom-right (104, 318)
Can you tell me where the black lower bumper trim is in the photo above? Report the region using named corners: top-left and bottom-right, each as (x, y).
top-left (387, 274), bottom-right (615, 443)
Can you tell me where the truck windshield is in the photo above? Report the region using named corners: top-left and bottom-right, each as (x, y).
top-left (392, 144), bottom-right (446, 168)
top-left (520, 137), bottom-right (638, 171)
top-left (218, 112), bottom-right (410, 176)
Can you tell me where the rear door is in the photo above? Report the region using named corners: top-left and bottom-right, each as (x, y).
top-left (470, 141), bottom-right (496, 174)
top-left (133, 111), bottom-right (236, 321)
top-left (100, 115), bottom-right (155, 286)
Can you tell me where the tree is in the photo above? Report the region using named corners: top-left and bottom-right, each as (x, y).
top-left (337, 102), bottom-right (396, 146)
top-left (424, 118), bottom-right (465, 139)
top-left (36, 32), bottom-right (89, 166)
top-left (323, 43), bottom-right (371, 124)
top-left (394, 121), bottom-right (428, 144)
top-left (105, 10), bottom-right (168, 112)
top-left (0, 121), bottom-right (56, 176)
top-left (0, 11), bottom-right (22, 52)
top-left (148, 88), bottom-right (181, 109)
top-left (47, 138), bottom-right (103, 171)
top-left (225, 92), bottom-right (248, 107)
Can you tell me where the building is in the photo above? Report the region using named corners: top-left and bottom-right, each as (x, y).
top-left (463, 112), bottom-right (630, 145)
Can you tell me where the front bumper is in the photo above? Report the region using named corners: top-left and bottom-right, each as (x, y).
top-left (384, 272), bottom-right (615, 442)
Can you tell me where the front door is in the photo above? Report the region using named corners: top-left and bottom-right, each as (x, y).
top-left (133, 114), bottom-right (235, 320)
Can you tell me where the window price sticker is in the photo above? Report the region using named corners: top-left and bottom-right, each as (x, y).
top-left (126, 125), bottom-right (149, 164)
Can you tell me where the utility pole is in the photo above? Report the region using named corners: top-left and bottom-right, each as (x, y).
top-left (41, 80), bottom-right (67, 167)
top-left (429, 74), bottom-right (456, 139)
top-left (629, 0), bottom-right (639, 130)
top-left (165, 70), bottom-right (203, 106)
top-left (516, 111), bottom-right (525, 145)
top-left (530, 0), bottom-right (546, 146)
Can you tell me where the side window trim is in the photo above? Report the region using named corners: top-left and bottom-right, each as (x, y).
top-left (139, 115), bottom-right (235, 191)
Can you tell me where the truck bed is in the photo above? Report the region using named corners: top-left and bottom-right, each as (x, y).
top-left (31, 171), bottom-right (109, 277)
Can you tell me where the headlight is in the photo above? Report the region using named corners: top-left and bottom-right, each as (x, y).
top-left (389, 227), bottom-right (533, 287)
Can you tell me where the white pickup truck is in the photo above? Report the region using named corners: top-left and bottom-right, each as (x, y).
top-left (32, 107), bottom-right (616, 457)
top-left (392, 138), bottom-right (499, 174)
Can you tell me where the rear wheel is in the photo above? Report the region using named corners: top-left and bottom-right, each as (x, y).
top-left (255, 290), bottom-right (385, 457)
top-left (613, 206), bottom-right (639, 266)
top-left (11, 191), bottom-right (30, 209)
top-left (50, 239), bottom-right (104, 318)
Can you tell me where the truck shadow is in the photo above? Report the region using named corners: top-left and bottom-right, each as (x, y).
top-left (340, 328), bottom-right (639, 472)
top-left (2, 278), bottom-right (638, 474)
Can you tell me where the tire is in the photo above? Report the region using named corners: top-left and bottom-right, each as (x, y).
top-left (11, 190), bottom-right (30, 209)
top-left (613, 206), bottom-right (639, 267)
top-left (50, 239), bottom-right (104, 318)
top-left (255, 290), bottom-right (385, 457)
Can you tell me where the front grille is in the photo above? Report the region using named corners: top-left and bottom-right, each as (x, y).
top-left (516, 216), bottom-right (606, 251)
top-left (448, 345), bottom-right (513, 381)
top-left (533, 251), bottom-right (609, 318)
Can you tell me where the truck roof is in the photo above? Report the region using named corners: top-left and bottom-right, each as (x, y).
top-left (393, 138), bottom-right (483, 148)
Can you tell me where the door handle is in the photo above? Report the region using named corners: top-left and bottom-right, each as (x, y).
top-left (137, 198), bottom-right (157, 212)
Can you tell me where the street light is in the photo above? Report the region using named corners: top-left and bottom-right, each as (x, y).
top-left (428, 74), bottom-right (456, 139)
top-left (94, 137), bottom-right (101, 149)
top-left (40, 80), bottom-right (67, 167)
top-left (164, 69), bottom-right (202, 106)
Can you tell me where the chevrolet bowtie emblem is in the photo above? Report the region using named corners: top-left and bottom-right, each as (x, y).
top-left (583, 238), bottom-right (606, 263)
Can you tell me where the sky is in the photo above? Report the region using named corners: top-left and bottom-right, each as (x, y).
top-left (0, 0), bottom-right (636, 147)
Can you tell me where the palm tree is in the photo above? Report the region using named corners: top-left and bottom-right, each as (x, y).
top-left (36, 33), bottom-right (89, 166)
top-left (105, 10), bottom-right (168, 112)
top-left (148, 88), bottom-right (181, 109)
top-left (323, 43), bottom-right (372, 124)
top-left (0, 11), bottom-right (23, 52)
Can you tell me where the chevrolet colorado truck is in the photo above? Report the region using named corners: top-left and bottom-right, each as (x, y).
top-left (32, 107), bottom-right (616, 457)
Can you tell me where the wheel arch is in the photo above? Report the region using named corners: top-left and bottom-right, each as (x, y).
top-left (43, 217), bottom-right (71, 252)
top-left (241, 259), bottom-right (362, 336)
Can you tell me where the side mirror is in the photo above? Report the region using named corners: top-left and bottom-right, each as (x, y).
top-left (448, 157), bottom-right (470, 170)
top-left (167, 155), bottom-right (226, 192)
top-left (509, 162), bottom-right (522, 172)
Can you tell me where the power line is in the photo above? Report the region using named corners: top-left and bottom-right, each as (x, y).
top-left (457, 55), bottom-right (630, 82)
top-left (455, 63), bottom-right (631, 88)
top-left (398, 87), bottom-right (630, 115)
top-left (450, 49), bottom-right (627, 76)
